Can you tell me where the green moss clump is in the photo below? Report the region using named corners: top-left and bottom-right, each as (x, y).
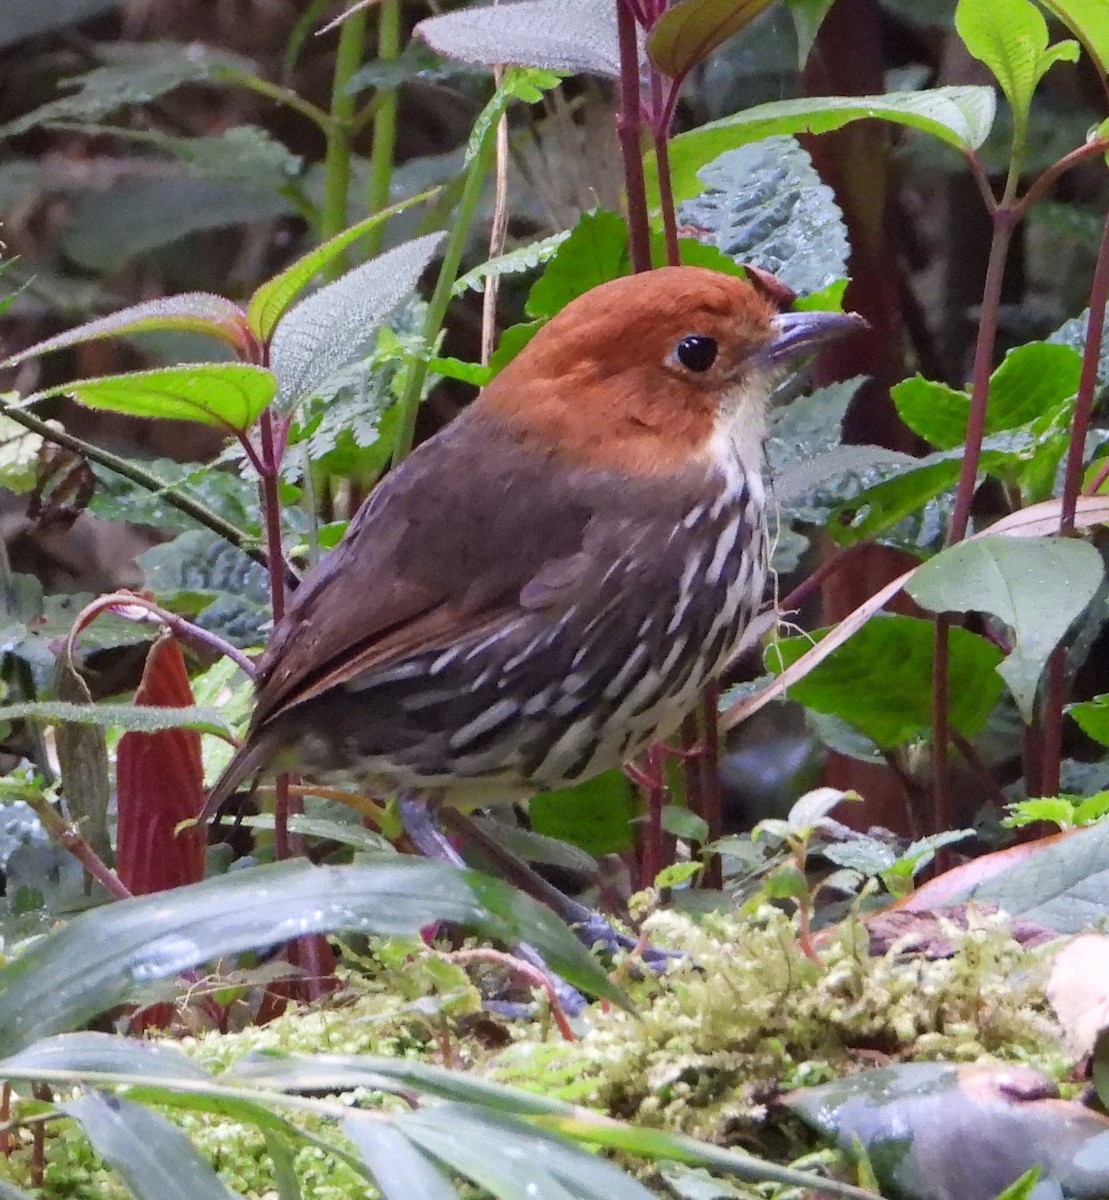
top-left (492, 903), bottom-right (1062, 1143)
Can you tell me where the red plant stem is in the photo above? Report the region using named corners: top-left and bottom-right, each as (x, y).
top-left (947, 213), bottom-right (1016, 546)
top-left (257, 409), bottom-right (289, 624)
top-left (1060, 210), bottom-right (1109, 533)
top-left (649, 65), bottom-right (680, 267)
top-left (1038, 209), bottom-right (1109, 797)
top-left (26, 794), bottom-right (132, 900)
top-left (616, 0), bottom-right (652, 274)
top-left (931, 616), bottom-right (952, 839)
top-left (932, 210), bottom-right (1016, 832)
top-left (1086, 456), bottom-right (1109, 495)
top-left (699, 681), bottom-right (723, 889)
top-left (1014, 138), bottom-right (1109, 222)
top-left (1039, 643), bottom-right (1067, 797)
top-left (445, 948), bottom-right (576, 1041)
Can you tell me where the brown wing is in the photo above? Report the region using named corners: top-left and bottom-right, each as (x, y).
top-left (250, 408), bottom-right (597, 730)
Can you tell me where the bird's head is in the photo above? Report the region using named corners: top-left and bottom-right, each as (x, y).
top-left (479, 265), bottom-right (865, 477)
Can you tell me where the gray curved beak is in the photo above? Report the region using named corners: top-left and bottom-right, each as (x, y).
top-left (757, 309), bottom-right (868, 367)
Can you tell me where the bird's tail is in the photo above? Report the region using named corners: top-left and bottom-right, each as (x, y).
top-left (199, 737), bottom-right (271, 825)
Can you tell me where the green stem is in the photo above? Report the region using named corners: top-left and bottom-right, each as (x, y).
top-left (392, 134), bottom-right (497, 464)
top-left (0, 397), bottom-right (273, 576)
top-left (228, 71), bottom-right (333, 135)
top-left (320, 10), bottom-right (369, 257)
top-left (364, 0), bottom-right (401, 258)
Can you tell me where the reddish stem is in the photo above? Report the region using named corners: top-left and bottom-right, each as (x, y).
top-left (616, 0), bottom-right (652, 274)
top-left (447, 948), bottom-right (576, 1041)
top-left (779, 541), bottom-right (871, 613)
top-left (698, 682), bottom-right (723, 889)
top-left (27, 795), bottom-right (132, 900)
top-left (931, 617), bottom-right (952, 840)
top-left (1039, 209), bottom-right (1109, 797)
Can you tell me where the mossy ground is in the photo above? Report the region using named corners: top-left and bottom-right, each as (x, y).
top-left (4, 903), bottom-right (1064, 1199)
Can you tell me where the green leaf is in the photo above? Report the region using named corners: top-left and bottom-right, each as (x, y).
top-left (416, 0), bottom-right (623, 78)
top-left (786, 0), bottom-right (836, 63)
top-left (400, 1103), bottom-right (659, 1200)
top-left (678, 136), bottom-right (849, 296)
top-left (787, 787), bottom-right (857, 834)
top-left (0, 701), bottom-right (233, 738)
top-left (655, 862), bottom-right (703, 889)
top-left (453, 231), bottom-right (571, 296)
top-left (60, 1093), bottom-right (238, 1200)
top-left (62, 177), bottom-right (295, 273)
top-left (1036, 0), bottom-right (1109, 82)
top-left (525, 210), bottom-right (630, 320)
top-left (466, 68), bottom-right (563, 165)
top-left (647, 0), bottom-right (775, 79)
top-left (660, 806), bottom-right (710, 841)
top-left (342, 1117), bottom-right (456, 1200)
top-left (248, 192), bottom-right (437, 342)
top-left (767, 615), bottom-right (1005, 747)
top-left (0, 1032), bottom-right (211, 1080)
top-left (828, 455), bottom-right (962, 547)
top-left (1070, 694), bottom-right (1109, 746)
top-left (654, 87), bottom-right (997, 208)
top-left (529, 771), bottom-right (636, 856)
top-left (956, 0), bottom-right (1077, 136)
top-left (0, 0), bottom-right (123, 48)
top-left (905, 536), bottom-right (1105, 721)
top-left (891, 376), bottom-right (971, 450)
top-left (0, 42), bottom-right (251, 138)
top-left (270, 232), bottom-right (444, 413)
top-left (58, 363), bottom-right (275, 431)
top-left (893, 342), bottom-right (1083, 452)
top-left (0, 857), bottom-right (626, 1054)
top-left (1, 294), bottom-right (250, 369)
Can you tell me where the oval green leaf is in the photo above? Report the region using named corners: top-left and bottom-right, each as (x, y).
top-left (647, 0), bottom-right (774, 80)
top-left (0, 857), bottom-right (626, 1054)
top-left (1, 294), bottom-right (250, 370)
top-left (247, 191), bottom-right (438, 342)
top-left (61, 364), bottom-right (276, 432)
top-left (906, 536), bottom-right (1105, 721)
top-left (652, 87), bottom-right (997, 208)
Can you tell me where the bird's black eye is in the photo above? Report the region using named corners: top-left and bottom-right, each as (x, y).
top-left (676, 335), bottom-right (718, 372)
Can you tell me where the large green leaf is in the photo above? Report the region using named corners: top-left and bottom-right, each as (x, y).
top-left (0, 42), bottom-right (250, 138)
top-left (342, 1117), bottom-right (456, 1200)
top-left (62, 178), bottom-right (295, 273)
top-left (956, 0), bottom-right (1079, 136)
top-left (0, 701), bottom-right (232, 738)
top-left (647, 0), bottom-right (775, 80)
top-left (679, 136), bottom-right (848, 296)
top-left (61, 363), bottom-right (275, 431)
top-left (1037, 0), bottom-right (1109, 81)
top-left (1, 294), bottom-right (249, 370)
top-left (893, 342), bottom-right (1082, 451)
top-left (767, 615), bottom-right (1005, 747)
top-left (60, 1093), bottom-right (238, 1200)
top-left (270, 232), bottom-right (443, 412)
top-left (529, 772), bottom-right (637, 856)
top-left (906, 536), bottom-right (1105, 721)
top-left (416, 0), bottom-right (622, 77)
top-left (0, 858), bottom-right (625, 1054)
top-left (248, 192), bottom-right (437, 341)
top-left (525, 210), bottom-right (630, 319)
top-left (653, 87), bottom-right (997, 207)
top-left (0, 0), bottom-right (123, 47)
top-left (401, 1104), bottom-right (656, 1200)
top-left (1069, 694), bottom-right (1109, 746)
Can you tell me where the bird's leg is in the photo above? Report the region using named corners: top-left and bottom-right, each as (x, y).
top-left (439, 808), bottom-right (679, 970)
top-left (397, 794), bottom-right (588, 1016)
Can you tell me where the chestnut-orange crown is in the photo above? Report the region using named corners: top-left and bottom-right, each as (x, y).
top-left (479, 266), bottom-right (781, 475)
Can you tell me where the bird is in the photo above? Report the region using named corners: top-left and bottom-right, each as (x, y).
top-left (206, 266), bottom-right (863, 830)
